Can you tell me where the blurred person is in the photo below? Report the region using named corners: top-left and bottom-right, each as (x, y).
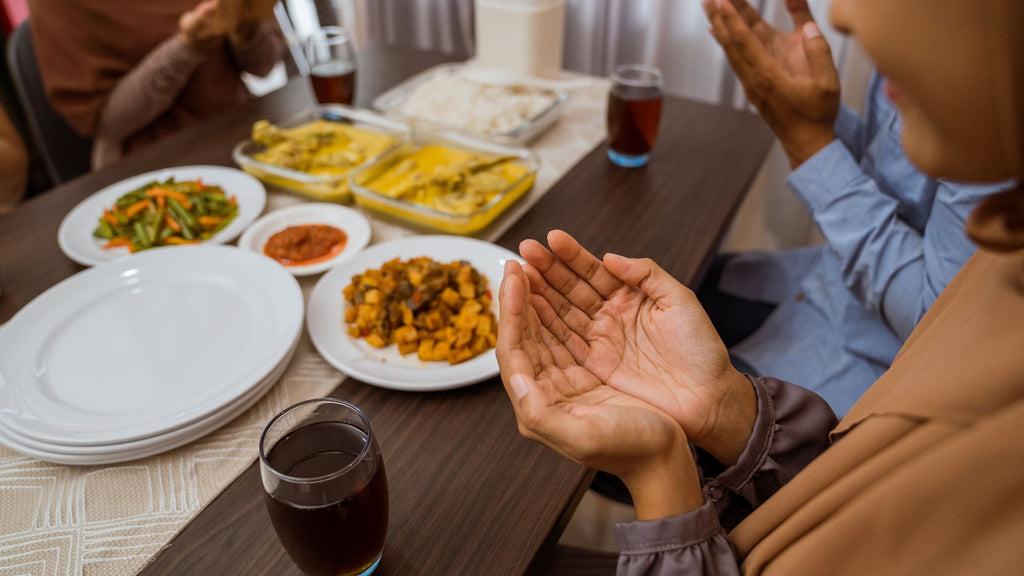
top-left (29, 0), bottom-right (284, 169)
top-left (0, 105), bottom-right (28, 214)
top-left (697, 0), bottom-right (1006, 416)
top-left (497, 0), bottom-right (1024, 573)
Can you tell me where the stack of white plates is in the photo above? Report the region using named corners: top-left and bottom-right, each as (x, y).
top-left (0, 245), bottom-right (304, 465)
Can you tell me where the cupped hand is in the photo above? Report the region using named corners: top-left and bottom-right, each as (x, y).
top-left (517, 231), bottom-right (756, 466)
top-left (496, 259), bottom-right (702, 519)
top-left (704, 0), bottom-right (840, 167)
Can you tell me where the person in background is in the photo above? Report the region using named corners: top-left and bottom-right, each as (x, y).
top-left (28, 0), bottom-right (284, 169)
top-left (498, 0), bottom-right (1023, 573)
top-left (0, 104), bottom-right (28, 214)
top-left (697, 0), bottom-right (1006, 416)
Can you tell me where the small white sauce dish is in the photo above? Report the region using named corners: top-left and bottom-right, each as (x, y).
top-left (238, 203), bottom-right (372, 276)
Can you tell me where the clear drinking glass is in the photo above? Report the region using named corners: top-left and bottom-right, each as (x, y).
top-left (607, 64), bottom-right (664, 167)
top-left (260, 398), bottom-right (388, 576)
top-left (305, 27), bottom-right (358, 105)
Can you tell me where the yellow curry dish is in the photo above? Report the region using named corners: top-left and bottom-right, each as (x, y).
top-left (232, 107), bottom-right (409, 201)
top-left (343, 256), bottom-right (497, 365)
top-left (350, 138), bottom-right (537, 234)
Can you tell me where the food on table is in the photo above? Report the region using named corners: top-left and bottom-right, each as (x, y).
top-left (92, 178), bottom-right (237, 252)
top-left (250, 119), bottom-right (397, 180)
top-left (359, 145), bottom-right (529, 216)
top-left (393, 67), bottom-right (559, 136)
top-left (342, 256), bottom-right (497, 364)
top-left (263, 224), bottom-right (348, 267)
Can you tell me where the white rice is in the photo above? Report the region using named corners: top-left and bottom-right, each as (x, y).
top-left (395, 68), bottom-right (558, 136)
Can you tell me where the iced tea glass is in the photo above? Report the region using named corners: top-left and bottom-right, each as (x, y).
top-left (607, 64), bottom-right (663, 167)
top-left (260, 398), bottom-right (388, 576)
top-left (305, 27), bottom-right (358, 105)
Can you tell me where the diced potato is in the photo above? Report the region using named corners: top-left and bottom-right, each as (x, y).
top-left (366, 333), bottom-right (387, 348)
top-left (440, 287), bottom-right (461, 309)
top-left (394, 325), bottom-right (418, 344)
top-left (398, 341), bottom-right (418, 355)
top-left (345, 307), bottom-right (357, 323)
top-left (364, 289), bottom-right (382, 305)
top-left (458, 282), bottom-right (476, 299)
top-left (475, 315), bottom-right (492, 335)
top-left (418, 339), bottom-right (436, 361)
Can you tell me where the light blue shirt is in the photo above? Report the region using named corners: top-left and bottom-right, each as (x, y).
top-left (719, 73), bottom-right (1008, 416)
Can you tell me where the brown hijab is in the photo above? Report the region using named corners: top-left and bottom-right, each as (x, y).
top-left (28, 0), bottom-right (246, 148)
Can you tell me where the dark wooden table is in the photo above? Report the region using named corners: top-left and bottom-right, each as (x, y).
top-left (0, 46), bottom-right (771, 575)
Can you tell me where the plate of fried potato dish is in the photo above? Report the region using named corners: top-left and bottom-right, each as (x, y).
top-left (307, 235), bottom-right (518, 391)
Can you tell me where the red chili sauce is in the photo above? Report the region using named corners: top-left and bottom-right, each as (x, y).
top-left (264, 224), bottom-right (347, 266)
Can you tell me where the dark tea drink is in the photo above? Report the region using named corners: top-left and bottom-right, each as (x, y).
top-left (260, 400), bottom-right (388, 576)
top-left (306, 27), bottom-right (358, 106)
top-left (310, 61), bottom-right (357, 105)
top-left (607, 65), bottom-right (664, 167)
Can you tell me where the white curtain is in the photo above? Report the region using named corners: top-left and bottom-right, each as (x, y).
top-left (280, 0), bottom-right (875, 252)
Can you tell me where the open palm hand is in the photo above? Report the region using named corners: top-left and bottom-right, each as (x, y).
top-left (517, 231), bottom-right (755, 465)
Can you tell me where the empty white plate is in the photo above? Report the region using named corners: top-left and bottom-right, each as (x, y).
top-left (58, 165), bottom-right (266, 266)
top-left (237, 203), bottom-right (371, 276)
top-left (0, 245), bottom-right (303, 447)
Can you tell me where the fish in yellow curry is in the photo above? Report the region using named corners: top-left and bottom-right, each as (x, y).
top-left (359, 145), bottom-right (529, 216)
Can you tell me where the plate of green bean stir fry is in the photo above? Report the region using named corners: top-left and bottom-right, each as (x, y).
top-left (58, 166), bottom-right (266, 266)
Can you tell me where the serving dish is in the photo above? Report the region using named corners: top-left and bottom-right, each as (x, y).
top-left (307, 235), bottom-right (519, 391)
top-left (232, 105), bottom-right (411, 201)
top-left (372, 63), bottom-right (568, 145)
top-left (237, 203), bottom-right (372, 276)
top-left (58, 165), bottom-right (266, 266)
top-left (349, 132), bottom-right (537, 235)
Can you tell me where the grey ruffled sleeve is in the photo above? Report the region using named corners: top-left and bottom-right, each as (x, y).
top-left (614, 376), bottom-right (837, 575)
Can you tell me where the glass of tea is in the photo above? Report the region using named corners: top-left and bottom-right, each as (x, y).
top-left (260, 398), bottom-right (388, 576)
top-left (607, 64), bottom-right (663, 167)
top-left (305, 27), bottom-right (358, 105)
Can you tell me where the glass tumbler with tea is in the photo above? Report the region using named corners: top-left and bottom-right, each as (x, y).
top-left (607, 64), bottom-right (663, 167)
top-left (305, 27), bottom-right (358, 105)
top-left (260, 398), bottom-right (388, 576)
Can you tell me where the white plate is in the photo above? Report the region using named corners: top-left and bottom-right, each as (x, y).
top-left (307, 235), bottom-right (518, 391)
top-left (0, 336), bottom-right (296, 464)
top-left (58, 165), bottom-right (267, 266)
top-left (0, 245), bottom-right (304, 446)
top-left (237, 203), bottom-right (372, 276)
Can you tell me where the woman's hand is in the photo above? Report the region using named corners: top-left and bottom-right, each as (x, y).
top-left (497, 260), bottom-right (703, 520)
top-left (704, 0), bottom-right (840, 168)
top-left (179, 0), bottom-right (242, 50)
top-left (518, 231), bottom-right (757, 466)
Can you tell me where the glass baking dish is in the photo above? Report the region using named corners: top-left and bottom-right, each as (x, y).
top-left (349, 132), bottom-right (538, 235)
top-left (372, 63), bottom-right (568, 145)
top-left (232, 105), bottom-right (412, 202)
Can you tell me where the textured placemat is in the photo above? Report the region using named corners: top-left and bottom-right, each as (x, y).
top-left (0, 74), bottom-right (609, 576)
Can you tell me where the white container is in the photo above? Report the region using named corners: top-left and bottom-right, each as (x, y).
top-left (474, 0), bottom-right (565, 80)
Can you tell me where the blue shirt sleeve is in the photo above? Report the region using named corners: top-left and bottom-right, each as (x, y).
top-left (786, 138), bottom-right (1004, 339)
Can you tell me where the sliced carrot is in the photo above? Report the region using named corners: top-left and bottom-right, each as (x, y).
top-left (146, 187), bottom-right (189, 204)
top-left (164, 214), bottom-right (181, 233)
top-left (156, 194), bottom-right (166, 211)
top-left (103, 209), bottom-right (118, 226)
top-left (163, 236), bottom-right (199, 245)
top-left (198, 216), bottom-right (224, 227)
top-left (103, 237), bottom-right (134, 250)
top-left (123, 199), bottom-right (152, 218)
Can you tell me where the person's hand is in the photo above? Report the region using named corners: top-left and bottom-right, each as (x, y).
top-left (497, 259), bottom-right (703, 520)
top-left (179, 0), bottom-right (242, 50)
top-left (517, 231), bottom-right (757, 466)
top-left (704, 0), bottom-right (840, 168)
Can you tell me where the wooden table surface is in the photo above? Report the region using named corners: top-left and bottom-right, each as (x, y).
top-left (0, 46), bottom-right (772, 575)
